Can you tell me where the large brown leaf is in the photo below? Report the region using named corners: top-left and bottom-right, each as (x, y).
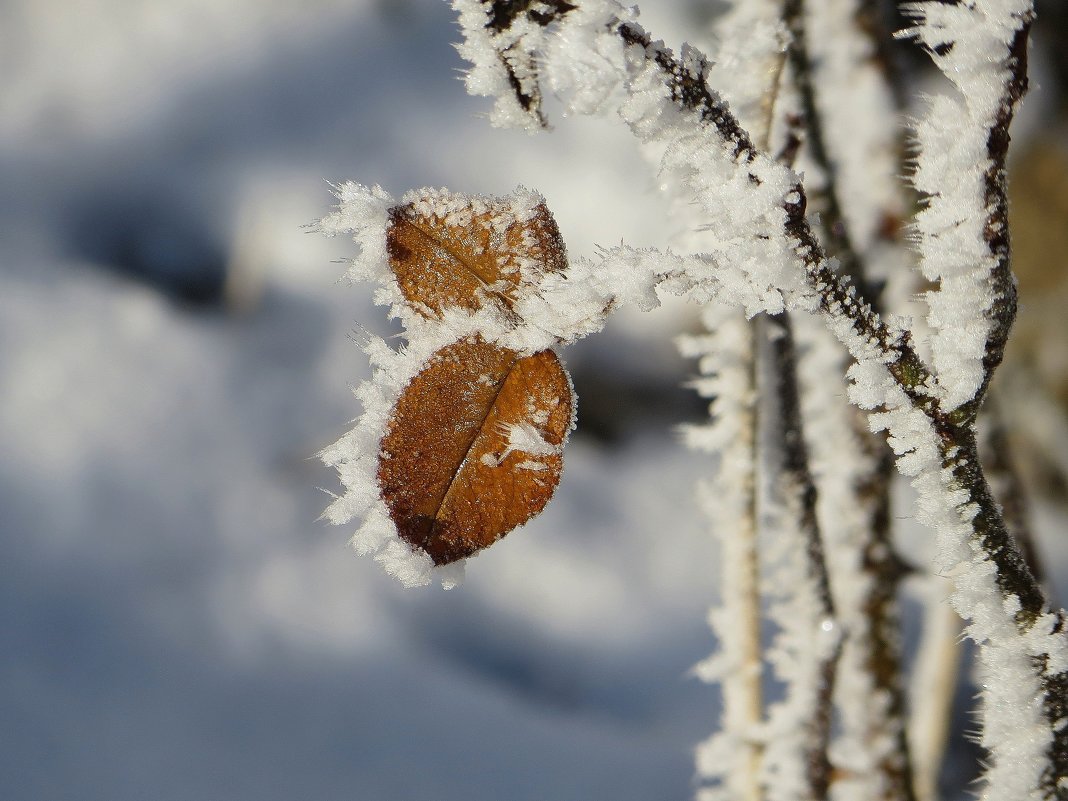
top-left (378, 337), bottom-right (573, 565)
top-left (385, 194), bottom-right (566, 318)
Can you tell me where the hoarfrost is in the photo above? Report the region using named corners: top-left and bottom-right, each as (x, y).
top-left (322, 0), bottom-right (1060, 794)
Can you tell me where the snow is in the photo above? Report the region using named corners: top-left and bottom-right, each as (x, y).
top-left (501, 421), bottom-right (559, 459)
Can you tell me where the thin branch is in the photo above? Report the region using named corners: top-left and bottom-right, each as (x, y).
top-left (782, 2), bottom-right (917, 797)
top-left (691, 20), bottom-right (786, 797)
top-left (762, 311), bottom-right (841, 801)
top-left (684, 311), bottom-right (766, 801)
top-left (781, 0), bottom-right (876, 303)
top-left (973, 20), bottom-right (1031, 411)
top-left (740, 332), bottom-right (766, 801)
top-left (463, 0), bottom-right (937, 410)
top-left (904, 3), bottom-right (1032, 415)
top-left (453, 0), bottom-right (578, 129)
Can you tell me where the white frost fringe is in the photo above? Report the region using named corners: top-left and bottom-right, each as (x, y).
top-left (682, 307), bottom-right (763, 801)
top-left (905, 0), bottom-right (1033, 411)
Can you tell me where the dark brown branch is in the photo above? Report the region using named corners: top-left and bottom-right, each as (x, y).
top-left (908, 10), bottom-right (1066, 791)
top-left (975, 399), bottom-right (1068, 799)
top-left (967, 20), bottom-right (1031, 418)
top-left (618, 24), bottom-right (758, 162)
top-left (474, 10), bottom-right (934, 416)
top-left (616, 0), bottom-right (1058, 694)
top-left (860, 448), bottom-right (917, 801)
top-left (781, 4), bottom-right (916, 797)
top-left (762, 312), bottom-right (840, 800)
top-left (857, 1), bottom-right (911, 116)
top-left (485, 0), bottom-right (576, 31)
top-left (781, 0), bottom-right (879, 304)
top-left (765, 317), bottom-right (835, 620)
top-left (936, 420), bottom-right (1068, 799)
top-left (896, 11), bottom-right (1031, 429)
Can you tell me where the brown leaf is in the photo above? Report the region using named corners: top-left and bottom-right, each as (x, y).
top-left (385, 192), bottom-right (567, 318)
top-left (378, 337), bottom-right (573, 565)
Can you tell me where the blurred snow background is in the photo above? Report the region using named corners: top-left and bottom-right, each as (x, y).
top-left (2, 1), bottom-right (1066, 800)
top-left (0, 2), bottom-right (729, 799)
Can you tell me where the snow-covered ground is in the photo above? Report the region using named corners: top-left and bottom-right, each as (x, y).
top-left (0, 2), bottom-right (731, 799)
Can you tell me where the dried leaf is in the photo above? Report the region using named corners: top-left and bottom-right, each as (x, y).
top-left (385, 192), bottom-right (566, 318)
top-left (378, 337), bottom-right (573, 565)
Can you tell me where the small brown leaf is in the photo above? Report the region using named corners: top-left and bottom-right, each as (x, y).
top-left (385, 192), bottom-right (566, 318)
top-left (378, 337), bottom-right (573, 565)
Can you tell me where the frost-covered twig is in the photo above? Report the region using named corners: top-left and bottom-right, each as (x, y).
top-left (684, 310), bottom-right (765, 801)
top-left (795, 311), bottom-right (916, 801)
top-left (687, 8), bottom-right (786, 798)
top-left (783, 2), bottom-right (917, 797)
top-left (904, 0), bottom-right (1032, 414)
top-left (781, 0), bottom-right (871, 302)
top-left (454, 0), bottom-right (1065, 794)
top-left (455, 0), bottom-right (578, 129)
top-left (748, 25), bottom-right (844, 792)
top-left (760, 312), bottom-right (841, 801)
top-left (850, 441), bottom-right (915, 801)
top-left (604, 18), bottom-right (939, 414)
top-left (456, 0), bottom-right (931, 400)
